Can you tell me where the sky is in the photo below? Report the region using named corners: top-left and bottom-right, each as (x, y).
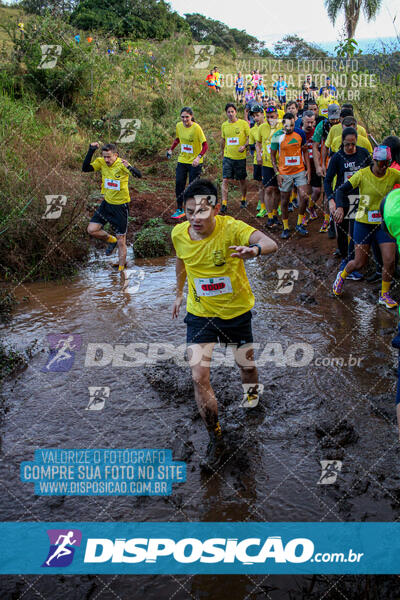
top-left (169, 0), bottom-right (400, 49)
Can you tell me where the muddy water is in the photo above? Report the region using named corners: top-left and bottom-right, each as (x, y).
top-left (1, 242), bottom-right (400, 599)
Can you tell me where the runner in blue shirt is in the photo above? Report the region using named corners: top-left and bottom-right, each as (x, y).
top-left (273, 75), bottom-right (288, 105)
top-left (319, 76), bottom-right (337, 96)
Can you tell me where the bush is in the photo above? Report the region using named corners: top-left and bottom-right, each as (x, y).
top-left (0, 342), bottom-right (27, 381)
top-left (133, 218), bottom-right (173, 257)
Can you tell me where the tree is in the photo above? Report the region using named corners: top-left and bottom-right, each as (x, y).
top-left (70, 0), bottom-right (189, 39)
top-left (274, 35), bottom-right (328, 59)
top-left (185, 13), bottom-right (262, 54)
top-left (324, 0), bottom-right (383, 40)
top-left (21, 0), bottom-right (78, 16)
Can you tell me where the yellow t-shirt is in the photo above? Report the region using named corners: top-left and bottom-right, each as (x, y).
top-left (277, 109), bottom-right (285, 120)
top-left (171, 215), bottom-right (256, 319)
top-left (330, 134), bottom-right (373, 155)
top-left (255, 120), bottom-right (282, 167)
top-left (214, 71), bottom-right (221, 86)
top-left (317, 95), bottom-right (339, 117)
top-left (221, 119), bottom-right (250, 160)
top-left (249, 123), bottom-right (262, 166)
top-left (326, 123), bottom-right (367, 149)
top-left (90, 157), bottom-right (131, 205)
top-left (176, 122), bottom-right (206, 165)
top-left (348, 167), bottom-right (400, 224)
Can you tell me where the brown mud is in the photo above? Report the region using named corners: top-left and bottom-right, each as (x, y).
top-left (1, 175), bottom-right (400, 598)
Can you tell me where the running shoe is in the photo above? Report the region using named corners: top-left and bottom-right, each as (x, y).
top-left (366, 271), bottom-right (382, 283)
top-left (308, 207), bottom-right (318, 220)
top-left (278, 206), bottom-right (282, 216)
top-left (265, 218), bottom-right (274, 228)
top-left (272, 216), bottom-right (282, 228)
top-left (281, 229), bottom-right (290, 239)
top-left (378, 293), bottom-right (398, 309)
top-left (288, 202), bottom-right (294, 212)
top-left (200, 438), bottom-right (228, 472)
top-left (319, 220), bottom-right (329, 233)
top-left (332, 271), bottom-right (345, 296)
top-left (240, 200), bottom-right (247, 208)
top-left (220, 204), bottom-right (227, 215)
top-left (105, 241), bottom-right (118, 256)
top-left (295, 224), bottom-right (308, 236)
top-left (171, 209), bottom-right (184, 219)
top-left (256, 200), bottom-right (261, 211)
top-left (240, 391), bottom-right (259, 408)
top-left (347, 270), bottom-right (363, 281)
top-left (256, 208), bottom-right (267, 218)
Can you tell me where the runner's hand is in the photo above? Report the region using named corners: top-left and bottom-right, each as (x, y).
top-left (328, 199), bottom-right (336, 214)
top-left (120, 158), bottom-right (130, 167)
top-left (320, 165), bottom-right (326, 177)
top-left (276, 174), bottom-right (283, 188)
top-left (238, 145), bottom-right (246, 153)
top-left (306, 171), bottom-right (311, 185)
top-left (192, 156), bottom-right (200, 168)
top-left (166, 150), bottom-right (172, 159)
top-left (334, 207), bottom-right (344, 224)
top-left (90, 141), bottom-right (100, 149)
top-left (229, 245), bottom-right (258, 259)
top-left (172, 296), bottom-right (183, 319)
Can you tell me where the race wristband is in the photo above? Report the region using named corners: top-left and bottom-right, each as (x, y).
top-left (249, 244), bottom-right (262, 256)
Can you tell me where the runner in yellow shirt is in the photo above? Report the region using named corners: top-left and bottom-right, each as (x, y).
top-left (255, 105), bottom-right (282, 226)
top-left (83, 142), bottom-right (142, 271)
top-left (248, 104), bottom-right (266, 217)
top-left (220, 103), bottom-right (250, 214)
top-left (171, 177), bottom-right (277, 471)
top-left (325, 107), bottom-right (367, 150)
top-left (167, 107), bottom-right (208, 219)
top-left (317, 87), bottom-right (339, 117)
top-left (329, 116), bottom-right (372, 154)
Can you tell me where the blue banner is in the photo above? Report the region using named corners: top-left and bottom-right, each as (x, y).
top-left (0, 522), bottom-right (399, 574)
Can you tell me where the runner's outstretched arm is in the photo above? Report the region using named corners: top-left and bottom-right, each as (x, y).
top-left (82, 142), bottom-right (99, 172)
top-left (172, 257), bottom-right (187, 319)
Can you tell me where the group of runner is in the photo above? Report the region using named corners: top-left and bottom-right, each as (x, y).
top-left (81, 75), bottom-right (400, 470)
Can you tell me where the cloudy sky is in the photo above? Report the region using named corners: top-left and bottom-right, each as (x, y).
top-left (170, 0), bottom-right (400, 47)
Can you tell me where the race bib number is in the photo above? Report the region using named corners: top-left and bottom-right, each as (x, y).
top-left (368, 210), bottom-right (382, 223)
top-left (285, 155), bottom-right (300, 166)
top-left (194, 277), bottom-right (233, 297)
top-left (321, 108), bottom-right (328, 115)
top-left (181, 143), bottom-right (193, 154)
top-left (104, 178), bottom-right (120, 191)
top-left (227, 137), bottom-right (239, 146)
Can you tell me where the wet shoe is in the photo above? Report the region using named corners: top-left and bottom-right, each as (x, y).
top-left (347, 270), bottom-right (363, 281)
top-left (171, 209), bottom-right (185, 219)
top-left (105, 241), bottom-right (118, 256)
top-left (333, 248), bottom-right (342, 257)
top-left (281, 228), bottom-right (290, 239)
top-left (240, 391), bottom-right (259, 408)
top-left (265, 218), bottom-right (274, 228)
top-left (240, 200), bottom-right (247, 208)
top-left (366, 271), bottom-right (382, 283)
top-left (256, 208), bottom-right (267, 218)
top-left (288, 202), bottom-right (294, 212)
top-left (333, 271), bottom-right (345, 296)
top-left (378, 292), bottom-right (398, 309)
top-left (295, 224), bottom-right (308, 236)
top-left (200, 438), bottom-right (228, 473)
top-left (256, 200), bottom-right (262, 211)
top-left (319, 220), bottom-right (329, 233)
top-left (272, 216), bottom-right (282, 228)
top-left (220, 204), bottom-right (227, 215)
top-left (308, 207), bottom-right (318, 220)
